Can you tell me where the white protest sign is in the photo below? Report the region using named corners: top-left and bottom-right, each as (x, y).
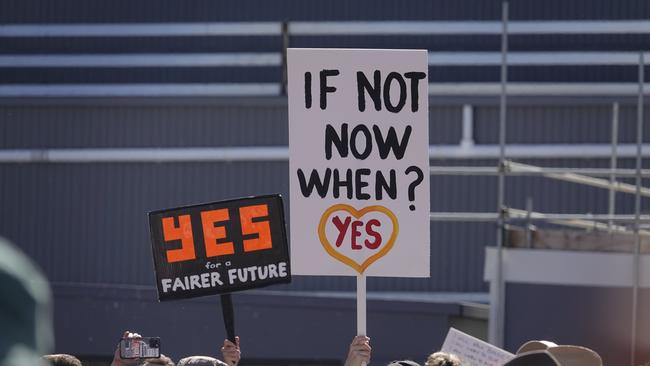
top-left (441, 328), bottom-right (514, 366)
top-left (288, 48), bottom-right (430, 277)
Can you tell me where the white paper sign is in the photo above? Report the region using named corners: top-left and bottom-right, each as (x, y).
top-left (441, 328), bottom-right (514, 366)
top-left (288, 48), bottom-right (430, 277)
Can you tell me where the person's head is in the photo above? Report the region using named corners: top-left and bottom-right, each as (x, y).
top-left (425, 352), bottom-right (463, 366)
top-left (1, 237), bottom-right (53, 366)
top-left (142, 354), bottom-right (174, 366)
top-left (42, 354), bottom-right (82, 366)
top-left (387, 361), bottom-right (421, 366)
top-left (177, 356), bottom-right (227, 366)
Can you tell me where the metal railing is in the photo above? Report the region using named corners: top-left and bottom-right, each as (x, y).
top-left (3, 20), bottom-right (650, 97)
top-left (417, 4), bottom-right (647, 364)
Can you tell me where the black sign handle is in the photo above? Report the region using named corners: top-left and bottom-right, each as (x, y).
top-left (220, 294), bottom-right (236, 343)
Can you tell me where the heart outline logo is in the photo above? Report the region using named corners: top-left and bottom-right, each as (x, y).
top-left (318, 204), bottom-right (399, 274)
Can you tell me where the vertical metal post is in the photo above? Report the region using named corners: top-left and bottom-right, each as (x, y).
top-left (630, 52), bottom-right (644, 366)
top-left (525, 197), bottom-right (533, 248)
top-left (609, 102), bottom-right (619, 231)
top-left (281, 20), bottom-right (289, 96)
top-left (489, 0), bottom-right (508, 348)
top-left (461, 104), bottom-right (475, 148)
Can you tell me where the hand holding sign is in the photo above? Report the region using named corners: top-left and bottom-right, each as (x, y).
top-left (221, 336), bottom-right (241, 366)
top-left (344, 336), bottom-right (372, 366)
top-left (149, 195), bottom-right (291, 352)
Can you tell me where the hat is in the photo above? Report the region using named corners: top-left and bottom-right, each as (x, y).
top-left (388, 361), bottom-right (421, 366)
top-left (503, 340), bottom-right (602, 366)
top-left (177, 356), bottom-right (228, 366)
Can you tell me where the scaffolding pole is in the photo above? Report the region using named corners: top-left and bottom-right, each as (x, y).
top-left (490, 0), bottom-right (508, 348)
top-left (609, 102), bottom-right (620, 231)
top-left (430, 210), bottom-right (650, 224)
top-left (507, 161), bottom-right (650, 197)
top-left (630, 51), bottom-right (644, 366)
top-left (429, 165), bottom-right (650, 177)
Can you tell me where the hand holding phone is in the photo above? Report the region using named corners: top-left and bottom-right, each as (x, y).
top-left (120, 337), bottom-right (161, 359)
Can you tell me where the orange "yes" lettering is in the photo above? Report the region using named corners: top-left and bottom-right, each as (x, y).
top-left (201, 208), bottom-right (235, 257)
top-left (160, 204), bottom-right (273, 263)
top-left (240, 204), bottom-right (273, 252)
top-left (161, 215), bottom-right (196, 263)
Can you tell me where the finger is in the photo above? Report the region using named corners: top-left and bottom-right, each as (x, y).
top-left (352, 335), bottom-right (370, 345)
top-left (235, 336), bottom-right (240, 348)
top-left (351, 344), bottom-right (371, 352)
top-left (224, 338), bottom-right (237, 347)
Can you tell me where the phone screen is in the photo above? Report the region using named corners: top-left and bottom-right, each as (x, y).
top-left (119, 337), bottom-right (161, 359)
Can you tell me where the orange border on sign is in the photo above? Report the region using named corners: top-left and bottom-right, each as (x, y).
top-left (317, 204), bottom-right (399, 274)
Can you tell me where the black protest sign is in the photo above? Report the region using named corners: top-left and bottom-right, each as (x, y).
top-left (148, 195), bottom-right (290, 301)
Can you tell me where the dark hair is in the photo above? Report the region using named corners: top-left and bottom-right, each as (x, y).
top-left (388, 361), bottom-right (421, 366)
top-left (43, 354), bottom-right (83, 366)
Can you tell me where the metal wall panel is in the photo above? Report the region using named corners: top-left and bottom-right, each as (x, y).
top-left (2, 0), bottom-right (649, 23)
top-left (0, 101), bottom-right (289, 148)
top-left (2, 99), bottom-right (649, 293)
top-left (2, 2), bottom-right (650, 85)
top-left (474, 104), bottom-right (650, 145)
top-left (0, 100), bottom-right (461, 148)
top-left (2, 157), bottom-right (647, 293)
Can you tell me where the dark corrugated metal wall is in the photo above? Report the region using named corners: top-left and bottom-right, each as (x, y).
top-left (2, 99), bottom-right (649, 292)
top-left (2, 1), bottom-right (650, 86)
top-left (5, 101), bottom-right (648, 148)
top-left (2, 0), bottom-right (650, 22)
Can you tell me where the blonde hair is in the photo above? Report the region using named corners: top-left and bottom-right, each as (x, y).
top-left (425, 352), bottom-right (463, 366)
top-left (142, 354), bottom-right (175, 366)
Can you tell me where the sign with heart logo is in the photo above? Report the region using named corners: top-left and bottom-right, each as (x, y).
top-left (318, 204), bottom-right (399, 274)
top-left (288, 48), bottom-right (430, 277)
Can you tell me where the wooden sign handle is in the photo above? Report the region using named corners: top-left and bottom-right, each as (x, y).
top-left (220, 294), bottom-right (236, 343)
top-left (357, 274), bottom-right (367, 366)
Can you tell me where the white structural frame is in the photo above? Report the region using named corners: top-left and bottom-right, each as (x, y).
top-left (424, 5), bottom-right (646, 364)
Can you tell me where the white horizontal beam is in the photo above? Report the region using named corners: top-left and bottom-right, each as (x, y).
top-left (0, 83), bottom-right (280, 97)
top-left (3, 83), bottom-right (650, 97)
top-left (428, 51), bottom-right (650, 66)
top-left (484, 247), bottom-right (650, 288)
top-left (430, 211), bottom-right (650, 222)
top-left (429, 166), bottom-right (650, 177)
top-left (429, 143), bottom-right (650, 159)
top-left (0, 147), bottom-right (289, 163)
top-left (0, 22), bottom-right (282, 37)
top-left (428, 83), bottom-right (650, 96)
top-left (3, 20), bottom-right (650, 38)
top-left (0, 144), bottom-right (649, 163)
top-left (290, 20), bottom-right (650, 35)
top-left (0, 53), bottom-right (281, 67)
top-left (0, 51), bottom-right (643, 68)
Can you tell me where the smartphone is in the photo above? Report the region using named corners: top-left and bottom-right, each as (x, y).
top-left (119, 337), bottom-right (161, 359)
